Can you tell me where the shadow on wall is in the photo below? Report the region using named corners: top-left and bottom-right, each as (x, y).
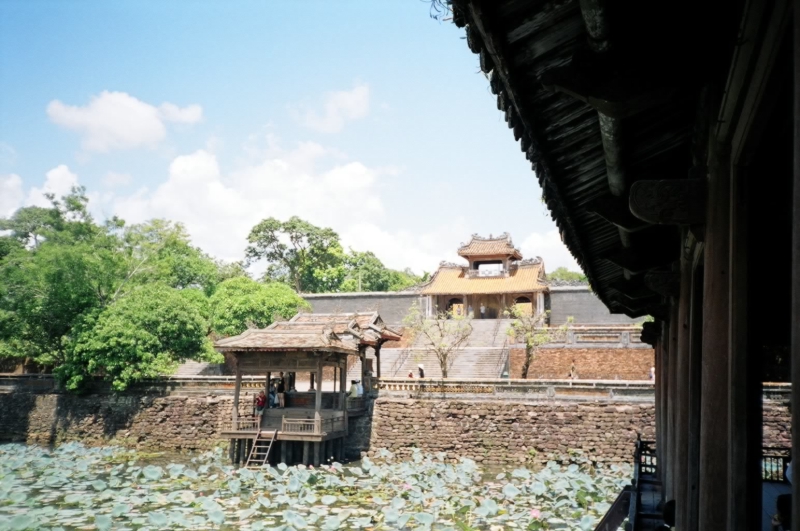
top-left (345, 400), bottom-right (375, 460)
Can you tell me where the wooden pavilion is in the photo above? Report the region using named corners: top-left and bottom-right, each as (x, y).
top-left (214, 311), bottom-right (400, 467)
top-left (449, 0), bottom-right (798, 530)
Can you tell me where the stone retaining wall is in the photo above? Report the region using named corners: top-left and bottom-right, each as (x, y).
top-left (510, 348), bottom-right (654, 380)
top-left (0, 392), bottom-right (790, 466)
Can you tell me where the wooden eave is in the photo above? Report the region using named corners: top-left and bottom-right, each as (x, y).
top-left (453, 0), bottom-right (734, 314)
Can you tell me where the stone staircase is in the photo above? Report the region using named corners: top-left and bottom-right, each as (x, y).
top-left (353, 319), bottom-right (514, 379)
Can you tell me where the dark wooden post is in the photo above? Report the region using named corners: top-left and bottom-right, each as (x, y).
top-left (686, 260), bottom-right (704, 531)
top-left (699, 141), bottom-right (730, 531)
top-left (302, 441), bottom-right (310, 466)
top-left (675, 241), bottom-right (692, 529)
top-left (660, 319), bottom-right (671, 492)
top-left (232, 361), bottom-right (242, 430)
top-left (315, 357), bottom-right (323, 414)
top-left (375, 343), bottom-right (382, 380)
top-left (667, 300), bottom-right (679, 500)
top-left (654, 336), bottom-right (663, 481)
top-left (792, 4), bottom-right (800, 528)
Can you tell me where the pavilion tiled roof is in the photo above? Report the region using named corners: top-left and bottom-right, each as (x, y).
top-left (420, 262), bottom-right (546, 295)
top-left (457, 233), bottom-right (522, 259)
top-left (214, 311), bottom-right (401, 352)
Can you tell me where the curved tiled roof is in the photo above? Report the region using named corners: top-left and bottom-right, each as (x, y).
top-left (421, 262), bottom-right (546, 295)
top-left (457, 233), bottom-right (522, 259)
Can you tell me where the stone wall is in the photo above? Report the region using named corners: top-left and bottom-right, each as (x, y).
top-left (510, 348), bottom-right (655, 380)
top-left (302, 293), bottom-right (422, 326)
top-left (549, 287), bottom-right (644, 325)
top-left (0, 389), bottom-right (790, 467)
top-left (0, 392), bottom-right (231, 450)
top-left (366, 398), bottom-right (656, 466)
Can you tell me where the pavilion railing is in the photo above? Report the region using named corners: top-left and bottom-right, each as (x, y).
top-left (231, 416), bottom-right (260, 431)
top-left (281, 418), bottom-right (317, 434)
top-left (347, 397), bottom-right (366, 410)
top-left (763, 446), bottom-right (791, 482)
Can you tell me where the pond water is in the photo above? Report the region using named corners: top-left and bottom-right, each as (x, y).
top-left (0, 443), bottom-right (630, 531)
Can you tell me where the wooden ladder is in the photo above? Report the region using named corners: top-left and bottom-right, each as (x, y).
top-left (244, 430), bottom-right (277, 468)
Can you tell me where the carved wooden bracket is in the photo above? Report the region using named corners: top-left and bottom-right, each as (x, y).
top-left (640, 321), bottom-right (660, 347)
top-left (629, 179), bottom-right (706, 225)
top-left (644, 271), bottom-right (681, 298)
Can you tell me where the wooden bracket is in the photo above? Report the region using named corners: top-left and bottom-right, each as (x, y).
top-left (629, 179), bottom-right (706, 225)
top-left (644, 271), bottom-right (681, 298)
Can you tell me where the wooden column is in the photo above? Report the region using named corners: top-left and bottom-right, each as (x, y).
top-left (232, 363), bottom-right (242, 429)
top-left (315, 358), bottom-right (323, 414)
top-left (667, 300), bottom-right (679, 500)
top-left (281, 441), bottom-right (287, 464)
top-left (310, 372), bottom-right (315, 391)
top-left (313, 442), bottom-right (321, 466)
top-left (686, 260), bottom-right (704, 531)
top-left (375, 344), bottom-right (382, 379)
top-left (675, 242), bottom-right (692, 530)
top-left (303, 441), bottom-right (310, 465)
top-left (660, 320), bottom-right (671, 492)
top-left (792, 5), bottom-right (800, 528)
top-left (698, 141), bottom-right (730, 531)
top-left (729, 165), bottom-right (761, 531)
top-left (654, 337), bottom-right (663, 481)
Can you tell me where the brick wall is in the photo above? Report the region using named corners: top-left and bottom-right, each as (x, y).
top-left (510, 348), bottom-right (655, 380)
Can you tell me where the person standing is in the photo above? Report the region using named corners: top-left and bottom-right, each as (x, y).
top-left (649, 366), bottom-right (655, 381)
top-left (418, 364), bottom-right (425, 378)
top-left (255, 391), bottom-right (267, 416)
top-left (569, 360), bottom-right (577, 380)
top-left (277, 372), bottom-right (286, 408)
top-left (479, 303), bottom-right (486, 319)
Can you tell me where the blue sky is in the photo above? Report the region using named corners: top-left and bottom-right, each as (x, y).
top-left (0, 0), bottom-right (579, 274)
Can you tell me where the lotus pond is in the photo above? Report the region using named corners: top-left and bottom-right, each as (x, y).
top-left (0, 443), bottom-right (631, 531)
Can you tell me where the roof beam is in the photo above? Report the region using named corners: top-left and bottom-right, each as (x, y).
top-left (629, 179), bottom-right (707, 225)
top-left (586, 194), bottom-right (651, 232)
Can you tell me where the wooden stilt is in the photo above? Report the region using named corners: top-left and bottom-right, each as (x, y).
top-left (313, 442), bottom-right (321, 467)
top-left (281, 441), bottom-right (287, 464)
top-left (303, 441), bottom-right (310, 465)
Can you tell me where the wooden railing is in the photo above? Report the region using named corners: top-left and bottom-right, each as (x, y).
top-left (281, 418), bottom-right (317, 434)
top-left (231, 416), bottom-right (260, 431)
top-left (763, 446), bottom-right (791, 481)
top-left (347, 396), bottom-right (366, 410)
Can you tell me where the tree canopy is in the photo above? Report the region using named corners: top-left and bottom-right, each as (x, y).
top-left (547, 267), bottom-right (588, 283)
top-left (209, 277), bottom-right (309, 337)
top-left (246, 216), bottom-right (425, 293)
top-left (0, 189), bottom-right (427, 391)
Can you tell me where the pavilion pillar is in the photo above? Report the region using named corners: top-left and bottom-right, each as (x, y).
top-left (654, 336), bottom-right (663, 482)
top-left (660, 320), bottom-right (670, 491)
top-left (232, 362), bottom-right (242, 430)
top-left (698, 140), bottom-right (730, 531)
top-left (674, 243), bottom-right (692, 530)
top-left (686, 260), bottom-right (703, 531)
top-left (310, 372), bottom-right (315, 391)
top-left (315, 357), bottom-right (323, 414)
top-left (303, 441), bottom-right (310, 465)
top-left (375, 343), bottom-right (382, 380)
top-left (666, 300), bottom-right (679, 500)
top-left (313, 442), bottom-right (321, 466)
top-left (729, 165), bottom-right (762, 531)
top-left (791, 7), bottom-right (800, 528)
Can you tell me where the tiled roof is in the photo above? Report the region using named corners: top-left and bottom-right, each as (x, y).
top-left (214, 328), bottom-right (357, 352)
top-left (421, 263), bottom-right (546, 295)
top-left (214, 311), bottom-right (402, 352)
top-left (458, 233), bottom-right (522, 259)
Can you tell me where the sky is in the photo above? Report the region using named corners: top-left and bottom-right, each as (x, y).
top-left (0, 0), bottom-right (580, 275)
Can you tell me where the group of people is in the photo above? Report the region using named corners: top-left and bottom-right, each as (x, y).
top-left (348, 379), bottom-right (364, 398)
top-left (450, 304), bottom-right (487, 319)
top-left (254, 372), bottom-right (287, 416)
top-left (407, 364), bottom-right (425, 378)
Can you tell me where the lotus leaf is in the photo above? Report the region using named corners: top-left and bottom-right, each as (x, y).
top-left (207, 508), bottom-right (226, 524)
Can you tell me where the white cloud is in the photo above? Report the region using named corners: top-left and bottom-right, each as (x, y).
top-left (102, 171), bottom-right (132, 188)
top-left (0, 174), bottom-right (23, 218)
top-left (297, 84), bottom-right (370, 133)
top-left (26, 165), bottom-right (79, 207)
top-left (47, 91), bottom-right (203, 152)
top-left (519, 229), bottom-right (581, 272)
top-left (110, 144), bottom-right (385, 263)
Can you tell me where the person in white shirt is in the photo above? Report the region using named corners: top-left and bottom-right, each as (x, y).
top-left (356, 380), bottom-right (364, 397)
top-left (348, 380), bottom-right (359, 398)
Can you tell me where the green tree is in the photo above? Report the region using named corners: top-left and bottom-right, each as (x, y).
top-left (58, 284), bottom-right (214, 392)
top-left (506, 309), bottom-right (573, 378)
top-left (547, 267), bottom-right (588, 283)
top-left (119, 219), bottom-right (219, 296)
top-left (209, 277), bottom-right (310, 337)
top-left (386, 268), bottom-right (424, 291)
top-left (403, 304), bottom-right (473, 378)
top-left (245, 216), bottom-right (346, 293)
